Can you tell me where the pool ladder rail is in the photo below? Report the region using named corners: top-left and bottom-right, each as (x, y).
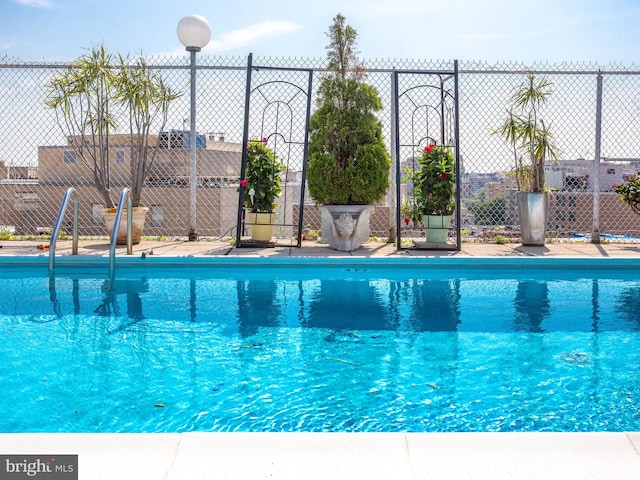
top-left (49, 187), bottom-right (134, 289)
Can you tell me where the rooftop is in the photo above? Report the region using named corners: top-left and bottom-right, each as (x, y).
top-left (2, 238), bottom-right (639, 479)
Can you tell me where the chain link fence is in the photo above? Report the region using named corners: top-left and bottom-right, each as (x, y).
top-left (1, 54), bottom-right (640, 243)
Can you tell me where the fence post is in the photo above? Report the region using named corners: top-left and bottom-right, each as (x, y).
top-left (592, 71), bottom-right (603, 243)
top-left (392, 71), bottom-right (402, 250)
top-left (236, 53), bottom-right (253, 246)
top-left (389, 70), bottom-right (398, 245)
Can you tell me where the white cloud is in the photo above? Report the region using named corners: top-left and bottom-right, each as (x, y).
top-left (205, 21), bottom-right (302, 53)
top-left (13, 0), bottom-right (53, 7)
top-left (370, 0), bottom-right (451, 14)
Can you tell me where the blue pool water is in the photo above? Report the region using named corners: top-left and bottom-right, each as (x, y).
top-left (1, 257), bottom-right (640, 433)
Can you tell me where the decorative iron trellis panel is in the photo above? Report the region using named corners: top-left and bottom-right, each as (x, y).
top-left (393, 62), bottom-right (461, 251)
top-left (235, 54), bottom-right (313, 247)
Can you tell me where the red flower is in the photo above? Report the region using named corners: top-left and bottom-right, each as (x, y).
top-left (404, 217), bottom-right (410, 225)
top-left (440, 172), bottom-right (448, 181)
top-left (262, 137), bottom-right (268, 144)
top-left (240, 179), bottom-right (248, 188)
top-left (424, 143), bottom-right (435, 154)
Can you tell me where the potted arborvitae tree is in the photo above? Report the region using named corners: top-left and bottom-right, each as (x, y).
top-left (496, 73), bottom-right (559, 246)
top-left (307, 14), bottom-right (391, 251)
top-left (45, 45), bottom-right (180, 244)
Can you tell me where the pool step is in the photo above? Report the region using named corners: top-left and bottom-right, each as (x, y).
top-left (48, 275), bottom-right (109, 291)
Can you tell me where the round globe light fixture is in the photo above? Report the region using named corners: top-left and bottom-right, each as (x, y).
top-left (177, 14), bottom-right (211, 51)
top-left (177, 14), bottom-right (211, 240)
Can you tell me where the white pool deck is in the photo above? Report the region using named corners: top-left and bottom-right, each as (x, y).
top-left (2, 238), bottom-right (640, 479)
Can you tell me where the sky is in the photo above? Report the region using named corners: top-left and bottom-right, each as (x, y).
top-left (1, 0), bottom-right (640, 65)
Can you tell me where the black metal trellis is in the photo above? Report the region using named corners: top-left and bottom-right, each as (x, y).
top-left (393, 60), bottom-right (461, 251)
top-left (235, 53), bottom-right (314, 248)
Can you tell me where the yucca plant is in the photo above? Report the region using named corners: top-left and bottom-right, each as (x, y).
top-left (496, 74), bottom-right (559, 192)
top-left (45, 44), bottom-right (181, 208)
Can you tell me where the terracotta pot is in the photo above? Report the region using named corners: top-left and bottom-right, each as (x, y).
top-left (102, 206), bottom-right (149, 245)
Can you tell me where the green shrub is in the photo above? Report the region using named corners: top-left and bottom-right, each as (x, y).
top-left (307, 14), bottom-right (390, 205)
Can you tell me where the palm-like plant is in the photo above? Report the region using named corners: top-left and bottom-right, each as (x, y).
top-left (45, 45), bottom-right (118, 207)
top-left (45, 45), bottom-right (180, 208)
top-left (496, 74), bottom-right (559, 192)
top-left (115, 55), bottom-right (181, 207)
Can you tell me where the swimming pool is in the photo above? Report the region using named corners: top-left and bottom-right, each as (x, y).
top-left (1, 256), bottom-right (640, 433)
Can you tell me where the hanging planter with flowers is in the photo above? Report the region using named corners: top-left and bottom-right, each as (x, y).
top-left (238, 138), bottom-right (286, 241)
top-left (404, 142), bottom-right (456, 243)
top-left (614, 173), bottom-right (640, 214)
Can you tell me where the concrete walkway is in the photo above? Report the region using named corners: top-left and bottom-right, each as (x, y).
top-left (1, 432), bottom-right (640, 479)
top-left (2, 238), bottom-right (640, 479)
top-left (3, 237), bottom-right (640, 258)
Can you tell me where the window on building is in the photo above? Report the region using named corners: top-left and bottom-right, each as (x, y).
top-left (63, 150), bottom-right (76, 164)
top-left (149, 205), bottom-right (164, 227)
top-left (116, 149), bottom-right (125, 164)
top-left (607, 168), bottom-right (616, 175)
top-left (14, 192), bottom-right (38, 211)
top-left (91, 204), bottom-right (105, 225)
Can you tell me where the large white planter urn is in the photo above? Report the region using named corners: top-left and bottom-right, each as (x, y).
top-left (102, 206), bottom-right (149, 245)
top-left (246, 211), bottom-right (277, 242)
top-left (423, 214), bottom-right (453, 243)
top-left (320, 205), bottom-right (374, 252)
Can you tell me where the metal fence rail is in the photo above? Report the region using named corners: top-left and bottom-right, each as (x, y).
top-left (2, 55), bottom-right (640, 243)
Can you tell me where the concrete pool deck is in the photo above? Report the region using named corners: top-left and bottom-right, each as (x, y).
top-left (3, 236), bottom-right (640, 258)
top-left (2, 238), bottom-right (640, 479)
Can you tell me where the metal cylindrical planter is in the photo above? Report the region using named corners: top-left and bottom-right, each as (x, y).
top-left (517, 192), bottom-right (549, 246)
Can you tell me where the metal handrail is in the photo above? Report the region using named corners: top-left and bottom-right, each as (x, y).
top-left (48, 187), bottom-right (79, 274)
top-left (108, 188), bottom-right (133, 286)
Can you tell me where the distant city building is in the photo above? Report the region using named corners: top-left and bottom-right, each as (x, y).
top-left (0, 132), bottom-right (244, 237)
top-left (545, 158), bottom-right (640, 193)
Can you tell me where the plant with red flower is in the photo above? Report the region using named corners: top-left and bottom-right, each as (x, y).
top-left (403, 142), bottom-right (456, 224)
top-left (238, 138), bottom-right (285, 212)
top-left (614, 171), bottom-right (640, 214)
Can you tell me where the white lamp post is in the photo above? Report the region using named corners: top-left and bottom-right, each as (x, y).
top-left (177, 14), bottom-right (211, 241)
